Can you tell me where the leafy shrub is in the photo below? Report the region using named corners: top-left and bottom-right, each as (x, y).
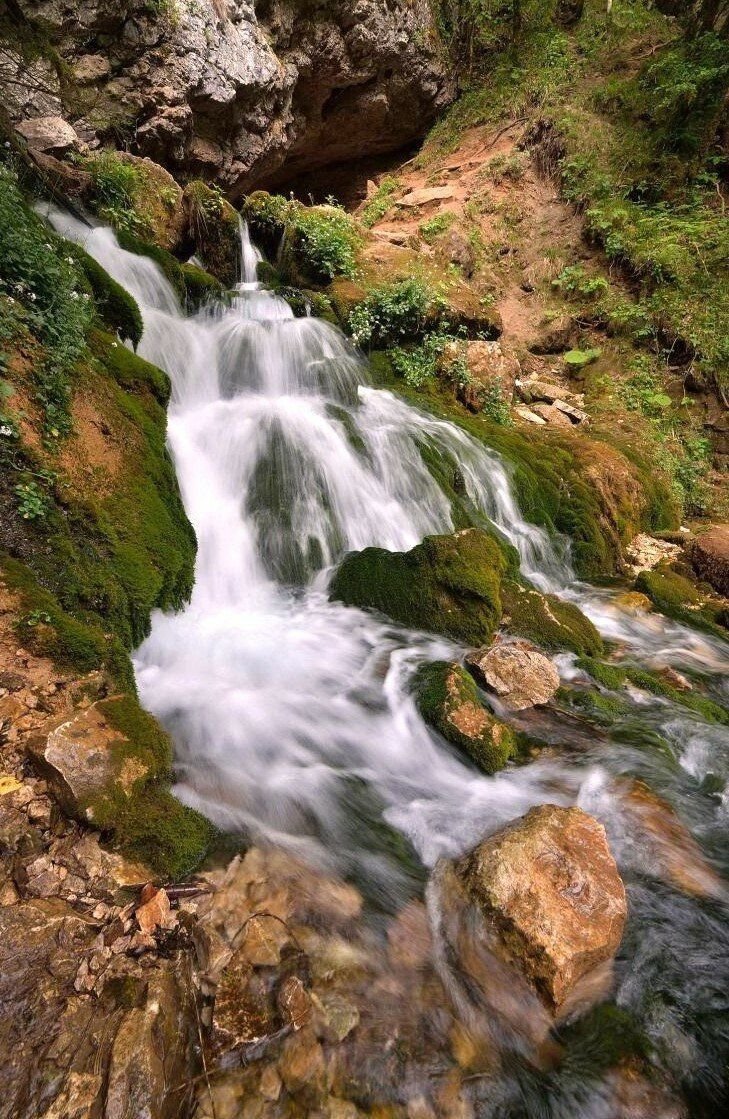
top-left (15, 480), bottom-right (49, 520)
top-left (348, 277), bottom-right (441, 347)
top-left (87, 151), bottom-right (147, 236)
top-left (419, 211), bottom-right (456, 242)
top-left (391, 330), bottom-right (461, 388)
top-left (292, 203), bottom-right (360, 282)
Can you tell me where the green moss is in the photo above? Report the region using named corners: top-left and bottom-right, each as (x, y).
top-left (635, 565), bottom-right (727, 637)
top-left (88, 328), bottom-right (170, 405)
top-left (501, 581), bottom-right (604, 656)
top-left (413, 660), bottom-right (515, 774)
top-left (576, 655), bottom-right (729, 725)
top-left (67, 244), bottom-right (143, 347)
top-left (85, 695), bottom-right (215, 879)
top-left (116, 230), bottom-right (185, 301)
top-left (180, 261), bottom-right (224, 310)
top-left (330, 529), bottom-right (506, 644)
top-left (242, 191), bottom-right (361, 286)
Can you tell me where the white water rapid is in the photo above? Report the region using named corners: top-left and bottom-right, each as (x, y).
top-left (43, 207), bottom-right (729, 898)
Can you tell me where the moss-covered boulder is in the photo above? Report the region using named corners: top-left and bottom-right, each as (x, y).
top-left (28, 696), bottom-right (214, 878)
top-left (183, 181), bottom-right (240, 285)
top-left (501, 582), bottom-right (604, 656)
top-left (635, 564), bottom-right (728, 637)
top-left (116, 230), bottom-right (186, 301)
top-left (67, 244), bottom-right (143, 347)
top-left (413, 661), bottom-right (515, 774)
top-left (180, 261), bottom-right (224, 310)
top-left (329, 529), bottom-right (507, 644)
top-left (85, 151), bottom-right (185, 252)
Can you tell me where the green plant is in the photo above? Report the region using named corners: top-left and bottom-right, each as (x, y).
top-left (420, 211), bottom-right (457, 242)
top-left (552, 264), bottom-right (609, 300)
top-left (480, 379), bottom-right (511, 424)
top-left (348, 277), bottom-right (441, 347)
top-left (15, 480), bottom-right (49, 520)
top-left (361, 177), bottom-right (400, 227)
top-left (87, 152), bottom-right (147, 236)
top-left (292, 203), bottom-right (361, 281)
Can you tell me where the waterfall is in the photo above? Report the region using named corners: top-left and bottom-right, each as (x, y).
top-left (41, 207), bottom-right (729, 896)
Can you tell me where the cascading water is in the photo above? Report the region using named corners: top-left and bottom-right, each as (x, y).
top-left (43, 206), bottom-right (729, 1110)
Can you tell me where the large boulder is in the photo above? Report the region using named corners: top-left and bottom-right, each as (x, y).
top-left (8, 1), bottom-right (453, 195)
top-left (466, 639), bottom-right (560, 711)
top-left (329, 529), bottom-right (507, 644)
top-left (440, 340), bottom-right (520, 413)
top-left (455, 805), bottom-right (627, 1011)
top-left (15, 115), bottom-right (81, 155)
top-left (412, 661), bottom-right (516, 774)
top-left (690, 525), bottom-right (729, 596)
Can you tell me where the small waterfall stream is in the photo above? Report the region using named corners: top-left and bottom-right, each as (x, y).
top-left (43, 207), bottom-right (729, 1110)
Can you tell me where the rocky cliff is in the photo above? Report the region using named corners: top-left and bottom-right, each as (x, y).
top-left (7, 0), bottom-right (453, 193)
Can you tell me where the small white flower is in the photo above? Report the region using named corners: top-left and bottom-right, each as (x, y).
top-left (0, 425), bottom-right (13, 437)
top-left (29, 292), bottom-right (36, 301)
top-left (70, 291), bottom-right (79, 300)
top-left (44, 243), bottom-right (52, 250)
top-left (3, 141), bottom-right (10, 149)
top-left (111, 342), bottom-right (118, 348)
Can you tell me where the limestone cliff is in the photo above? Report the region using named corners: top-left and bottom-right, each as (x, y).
top-left (7, 0), bottom-right (453, 193)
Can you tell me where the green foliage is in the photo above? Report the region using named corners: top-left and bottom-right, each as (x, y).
top-left (87, 151), bottom-right (148, 236)
top-left (564, 347), bottom-right (601, 368)
top-left (635, 565), bottom-right (727, 638)
top-left (361, 177), bottom-right (400, 227)
top-left (348, 277), bottom-right (442, 347)
top-left (0, 167), bottom-right (92, 435)
top-left (552, 264), bottom-right (608, 300)
top-left (420, 210), bottom-right (457, 242)
top-left (576, 656), bottom-right (729, 725)
top-left (479, 379), bottom-right (512, 424)
top-left (290, 203), bottom-right (361, 282)
top-left (180, 261), bottom-right (224, 310)
top-left (330, 528), bottom-right (507, 644)
top-left (14, 480), bottom-right (49, 520)
top-left (638, 33), bottom-right (729, 158)
top-left (390, 329), bottom-right (463, 388)
top-left (413, 660), bottom-right (516, 773)
top-left (183, 180), bottom-right (240, 285)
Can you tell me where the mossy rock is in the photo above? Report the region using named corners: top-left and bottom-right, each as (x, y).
top-left (180, 261), bottom-right (224, 310)
top-left (116, 229), bottom-right (186, 302)
top-left (183, 181), bottom-right (240, 285)
top-left (241, 190), bottom-right (290, 258)
top-left (329, 528), bottom-right (507, 644)
top-left (67, 243), bottom-right (143, 347)
top-left (85, 151), bottom-right (185, 252)
top-left (413, 660), bottom-right (516, 774)
top-left (576, 656), bottom-right (729, 725)
top-left (635, 564), bottom-right (728, 638)
top-left (501, 581), bottom-right (604, 656)
top-left (29, 693), bottom-right (214, 878)
top-left (88, 328), bottom-right (170, 405)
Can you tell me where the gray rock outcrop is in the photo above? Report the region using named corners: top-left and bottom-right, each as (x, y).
top-left (7, 0), bottom-right (453, 194)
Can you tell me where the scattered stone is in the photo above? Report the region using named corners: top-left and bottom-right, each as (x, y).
top-left (212, 948), bottom-right (277, 1050)
top-left (277, 974), bottom-right (312, 1030)
top-left (413, 661), bottom-right (516, 774)
top-left (626, 534), bottom-right (682, 573)
top-left (259, 1065), bottom-right (283, 1101)
top-left (136, 887), bottom-right (175, 934)
top-left (455, 805), bottom-right (627, 1010)
top-left (15, 115), bottom-right (81, 154)
top-left (690, 525), bottom-right (729, 596)
top-left (466, 640), bottom-right (560, 711)
top-left (315, 991), bottom-right (360, 1043)
top-left (614, 591), bottom-right (653, 613)
top-left (398, 186), bottom-right (454, 207)
top-left (532, 402), bottom-right (573, 428)
top-left (277, 1027), bottom-right (326, 1093)
top-left (514, 405), bottom-right (547, 425)
top-left (553, 399), bottom-right (589, 424)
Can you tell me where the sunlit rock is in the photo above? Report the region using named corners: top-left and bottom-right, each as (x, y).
top-left (466, 639), bottom-right (560, 711)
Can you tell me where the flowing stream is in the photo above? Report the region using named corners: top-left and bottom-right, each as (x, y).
top-left (45, 207), bottom-right (729, 1112)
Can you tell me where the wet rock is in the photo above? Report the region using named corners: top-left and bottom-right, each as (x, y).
top-left (456, 805), bottom-right (627, 1010)
top-left (104, 966), bottom-right (196, 1119)
top-left (690, 524), bottom-right (729, 596)
top-left (212, 947), bottom-right (278, 1050)
top-left (618, 780), bottom-right (725, 900)
top-left (136, 886), bottom-right (176, 934)
top-left (614, 591), bottom-right (653, 613)
top-left (413, 661), bottom-right (516, 774)
top-left (277, 1026), bottom-right (326, 1094)
top-left (330, 529), bottom-right (508, 645)
top-left (15, 115), bottom-right (81, 154)
top-left (466, 640), bottom-right (560, 711)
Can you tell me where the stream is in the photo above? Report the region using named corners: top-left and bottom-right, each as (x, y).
top-left (45, 207), bottom-right (729, 1115)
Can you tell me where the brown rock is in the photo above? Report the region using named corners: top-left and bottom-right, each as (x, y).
top-left (457, 805), bottom-right (627, 1010)
top-left (15, 115), bottom-right (81, 154)
top-left (277, 974), bottom-right (312, 1030)
top-left (614, 591), bottom-right (653, 613)
top-left (532, 402), bottom-right (573, 428)
top-left (27, 700), bottom-right (150, 824)
top-left (136, 887), bottom-right (176, 934)
top-left (212, 948), bottom-right (278, 1050)
top-left (398, 186), bottom-right (454, 207)
top-left (528, 314), bottom-right (577, 355)
top-left (277, 1027), bottom-right (326, 1094)
top-left (626, 533), bottom-right (682, 573)
top-left (73, 54), bottom-right (110, 85)
top-left (466, 640), bottom-right (560, 711)
top-left (690, 525), bottom-right (729, 596)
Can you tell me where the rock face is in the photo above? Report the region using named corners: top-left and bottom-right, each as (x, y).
top-left (447, 340), bottom-right (520, 413)
top-left (456, 805), bottom-right (627, 1010)
top-left (413, 661), bottom-right (516, 774)
top-left (14, 114), bottom-right (81, 154)
top-left (9, 1), bottom-right (452, 195)
top-left (691, 524), bottom-right (729, 596)
top-left (329, 529), bottom-right (507, 644)
top-left (466, 639), bottom-right (560, 711)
